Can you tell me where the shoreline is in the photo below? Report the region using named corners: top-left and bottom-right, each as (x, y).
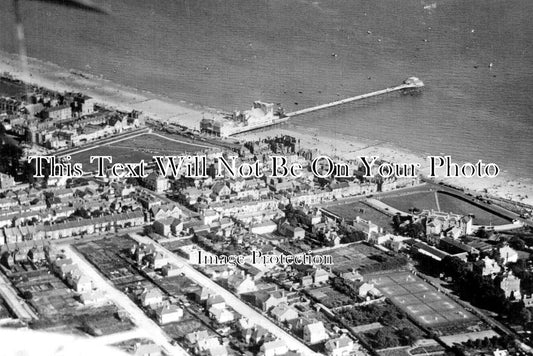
top-left (0, 50), bottom-right (223, 130)
top-left (1, 50), bottom-right (532, 207)
top-left (236, 127), bottom-right (533, 207)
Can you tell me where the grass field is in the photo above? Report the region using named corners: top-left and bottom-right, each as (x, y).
top-left (380, 191), bottom-right (510, 225)
top-left (323, 243), bottom-right (407, 274)
top-left (71, 133), bottom-right (208, 171)
top-left (324, 201), bottom-right (393, 231)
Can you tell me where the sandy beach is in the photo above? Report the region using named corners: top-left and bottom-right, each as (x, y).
top-left (237, 128), bottom-right (533, 206)
top-left (0, 50), bottom-right (223, 130)
top-left (1, 51), bottom-right (532, 207)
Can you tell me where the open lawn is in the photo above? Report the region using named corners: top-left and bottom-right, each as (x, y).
top-left (71, 133), bottom-right (208, 171)
top-left (321, 243), bottom-right (407, 275)
top-left (380, 191), bottom-right (510, 225)
top-left (324, 201), bottom-right (393, 231)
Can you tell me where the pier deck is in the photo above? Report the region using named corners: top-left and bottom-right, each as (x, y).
top-left (285, 77), bottom-right (424, 118)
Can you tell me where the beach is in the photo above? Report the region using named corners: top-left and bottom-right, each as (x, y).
top-left (0, 50), bottom-right (222, 130)
top-left (236, 128), bottom-right (533, 206)
top-left (1, 51), bottom-right (532, 206)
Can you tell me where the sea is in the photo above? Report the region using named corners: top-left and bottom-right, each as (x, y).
top-left (1, 0), bottom-right (532, 180)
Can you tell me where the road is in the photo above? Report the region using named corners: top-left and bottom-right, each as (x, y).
top-left (61, 244), bottom-right (189, 356)
top-left (129, 233), bottom-right (318, 356)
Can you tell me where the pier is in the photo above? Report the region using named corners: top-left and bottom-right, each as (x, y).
top-left (284, 76), bottom-right (424, 118)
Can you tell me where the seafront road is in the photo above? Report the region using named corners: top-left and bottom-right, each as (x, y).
top-left (129, 233), bottom-right (318, 356)
top-left (61, 244), bottom-right (189, 356)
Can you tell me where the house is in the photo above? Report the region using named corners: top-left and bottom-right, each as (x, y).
top-left (260, 339), bottom-right (289, 356)
top-left (193, 287), bottom-right (213, 303)
top-left (270, 303), bottom-right (299, 323)
top-left (211, 181), bottom-right (231, 199)
top-left (209, 305), bottom-right (234, 323)
top-left (500, 272), bottom-right (521, 299)
top-left (253, 290), bottom-right (287, 312)
top-left (474, 256), bottom-right (501, 278)
top-left (144, 172), bottom-right (169, 193)
top-left (313, 268), bottom-right (330, 285)
top-left (352, 216), bottom-right (380, 239)
top-left (148, 251), bottom-right (169, 269)
top-left (206, 294), bottom-right (226, 309)
top-left (358, 283), bottom-right (382, 300)
top-left (151, 204), bottom-right (181, 221)
top-left (133, 343), bottom-right (162, 356)
top-left (207, 345), bottom-right (228, 356)
top-left (0, 173), bottom-right (15, 190)
top-left (278, 222), bottom-right (305, 240)
top-left (153, 217), bottom-right (173, 236)
top-left (185, 330), bottom-right (211, 347)
top-left (324, 335), bottom-right (355, 356)
top-left (227, 273), bottom-right (257, 294)
top-left (201, 209), bottom-right (219, 225)
top-left (153, 217), bottom-right (183, 236)
top-left (251, 325), bottom-right (272, 345)
top-left (140, 288), bottom-right (164, 307)
top-left (156, 304), bottom-right (183, 324)
top-left (303, 321), bottom-right (328, 344)
top-left (72, 274), bottom-right (92, 293)
top-left (42, 105), bottom-right (71, 121)
top-left (161, 263), bottom-right (181, 277)
top-left (499, 245), bottom-right (518, 265)
top-left (79, 290), bottom-right (106, 305)
top-left (340, 269), bottom-right (363, 283)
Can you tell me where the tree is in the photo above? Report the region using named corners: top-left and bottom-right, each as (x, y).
top-left (373, 328), bottom-right (400, 349)
top-left (21, 290), bottom-right (33, 300)
top-left (397, 327), bottom-right (419, 346)
top-left (509, 236), bottom-right (526, 250)
top-left (475, 227), bottom-right (489, 239)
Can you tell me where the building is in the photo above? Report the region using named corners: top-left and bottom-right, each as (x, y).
top-left (0, 173), bottom-right (15, 190)
top-left (133, 343), bottom-right (162, 356)
top-left (500, 272), bottom-right (521, 299)
top-left (206, 294), bottom-right (226, 309)
top-left (352, 216), bottom-right (380, 239)
top-left (499, 245), bottom-right (518, 264)
top-left (72, 274), bottom-right (92, 293)
top-left (313, 268), bottom-right (330, 285)
top-left (42, 105), bottom-right (72, 121)
top-left (255, 290), bottom-right (287, 312)
top-left (161, 263), bottom-right (181, 277)
top-left (270, 303), bottom-right (299, 323)
top-left (209, 305), bottom-right (234, 324)
top-left (259, 340), bottom-right (289, 356)
top-left (79, 291), bottom-right (106, 305)
top-left (144, 172), bottom-right (169, 193)
top-left (140, 288), bottom-right (163, 307)
top-left (324, 336), bottom-right (355, 356)
top-left (303, 321), bottom-right (328, 344)
top-left (474, 256), bottom-right (501, 278)
top-left (156, 304), bottom-right (183, 324)
top-left (278, 222), bottom-right (305, 240)
top-left (358, 283), bottom-right (382, 300)
top-left (227, 273), bottom-right (257, 294)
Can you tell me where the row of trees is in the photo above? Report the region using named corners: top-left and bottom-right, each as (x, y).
top-left (336, 303), bottom-right (422, 349)
top-left (441, 256), bottom-right (531, 325)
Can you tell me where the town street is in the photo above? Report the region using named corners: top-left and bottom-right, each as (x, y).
top-left (129, 233), bottom-right (318, 356)
top-left (61, 244), bottom-right (189, 356)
